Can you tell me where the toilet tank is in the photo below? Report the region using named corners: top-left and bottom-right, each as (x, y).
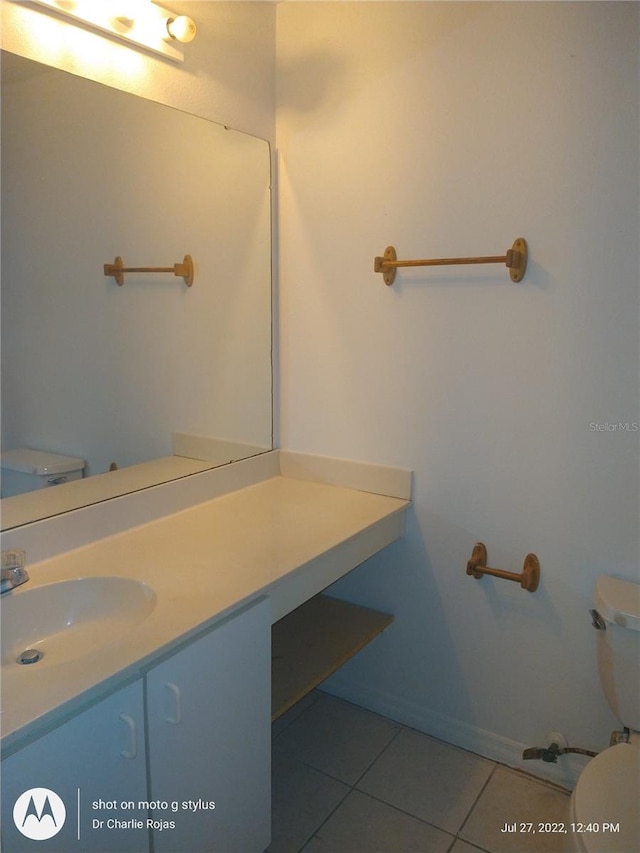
top-left (0, 448), bottom-right (85, 498)
top-left (593, 575), bottom-right (640, 732)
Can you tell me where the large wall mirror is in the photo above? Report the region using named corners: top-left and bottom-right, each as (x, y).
top-left (1, 51), bottom-right (272, 531)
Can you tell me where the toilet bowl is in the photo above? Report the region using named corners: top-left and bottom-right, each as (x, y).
top-left (568, 740), bottom-right (639, 852)
top-left (566, 576), bottom-right (640, 853)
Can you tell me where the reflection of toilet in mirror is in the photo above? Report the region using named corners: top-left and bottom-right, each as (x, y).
top-left (0, 448), bottom-right (84, 497)
top-left (567, 576), bottom-right (640, 853)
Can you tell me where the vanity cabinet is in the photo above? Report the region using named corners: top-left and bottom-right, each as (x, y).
top-left (1, 596), bottom-right (271, 853)
top-left (147, 596), bottom-right (271, 852)
top-left (0, 680), bottom-right (148, 852)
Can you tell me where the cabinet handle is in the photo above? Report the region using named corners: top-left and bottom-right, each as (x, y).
top-left (164, 682), bottom-right (182, 725)
top-left (119, 713), bottom-right (138, 759)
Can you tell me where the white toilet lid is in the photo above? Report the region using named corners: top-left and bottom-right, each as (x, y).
top-left (572, 743), bottom-right (640, 853)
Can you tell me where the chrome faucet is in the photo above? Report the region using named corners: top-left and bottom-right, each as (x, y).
top-left (1, 549), bottom-right (29, 594)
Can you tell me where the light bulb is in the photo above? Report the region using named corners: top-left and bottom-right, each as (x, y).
top-left (166, 15), bottom-right (196, 43)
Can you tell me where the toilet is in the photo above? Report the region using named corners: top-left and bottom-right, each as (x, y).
top-left (567, 575), bottom-right (640, 853)
top-left (0, 447), bottom-right (85, 498)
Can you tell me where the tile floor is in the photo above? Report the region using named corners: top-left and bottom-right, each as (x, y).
top-left (270, 692), bottom-right (571, 853)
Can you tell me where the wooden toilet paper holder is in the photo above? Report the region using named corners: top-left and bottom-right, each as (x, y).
top-left (466, 542), bottom-right (540, 593)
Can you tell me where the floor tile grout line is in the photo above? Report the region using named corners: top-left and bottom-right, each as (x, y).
top-left (456, 762), bottom-right (498, 841)
top-left (294, 785), bottom-right (460, 853)
top-left (280, 724), bottom-right (403, 800)
top-left (272, 692), bottom-right (323, 742)
top-left (452, 837), bottom-right (494, 853)
top-left (445, 834), bottom-right (493, 853)
top-left (348, 787), bottom-right (459, 842)
top-left (350, 722), bottom-right (404, 788)
top-left (283, 755), bottom-right (354, 790)
top-left (273, 691), bottom-right (404, 789)
top-left (294, 783), bottom-right (351, 853)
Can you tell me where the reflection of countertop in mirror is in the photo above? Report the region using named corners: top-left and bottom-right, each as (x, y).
top-left (1, 456), bottom-right (215, 531)
top-left (0, 451), bottom-right (411, 754)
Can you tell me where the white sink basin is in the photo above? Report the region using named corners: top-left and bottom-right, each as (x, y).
top-left (1, 576), bottom-right (156, 668)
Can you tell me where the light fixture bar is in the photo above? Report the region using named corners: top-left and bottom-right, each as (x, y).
top-left (28, 0), bottom-right (191, 62)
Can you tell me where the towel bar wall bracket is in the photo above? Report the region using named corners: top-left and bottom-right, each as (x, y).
top-left (374, 238), bottom-right (528, 286)
top-left (104, 255), bottom-right (194, 287)
top-left (466, 542), bottom-right (540, 593)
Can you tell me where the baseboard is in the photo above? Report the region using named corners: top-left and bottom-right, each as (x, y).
top-left (322, 675), bottom-right (586, 790)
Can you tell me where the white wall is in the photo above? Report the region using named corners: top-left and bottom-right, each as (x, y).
top-left (276, 1), bottom-right (639, 785)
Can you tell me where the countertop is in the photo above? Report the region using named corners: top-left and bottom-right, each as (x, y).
top-left (1, 470), bottom-right (409, 755)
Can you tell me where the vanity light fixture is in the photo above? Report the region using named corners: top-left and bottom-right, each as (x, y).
top-left (28, 0), bottom-right (196, 62)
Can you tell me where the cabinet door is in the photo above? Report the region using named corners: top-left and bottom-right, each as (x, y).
top-left (1, 680), bottom-right (148, 853)
top-left (147, 596), bottom-right (270, 853)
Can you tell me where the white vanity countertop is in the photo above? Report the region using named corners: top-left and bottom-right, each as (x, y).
top-left (1, 469), bottom-right (409, 754)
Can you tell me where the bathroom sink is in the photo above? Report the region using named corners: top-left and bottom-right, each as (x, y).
top-left (1, 576), bottom-right (156, 668)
